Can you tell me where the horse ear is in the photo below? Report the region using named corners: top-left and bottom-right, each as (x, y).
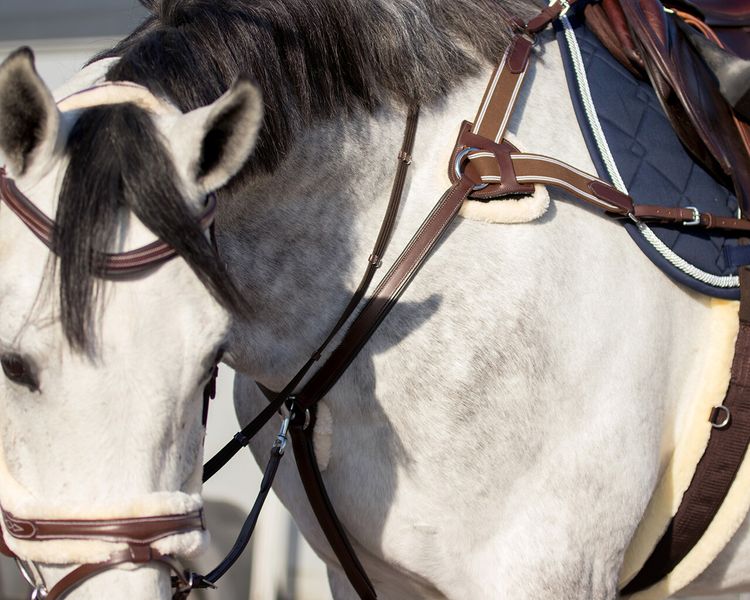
top-left (0, 47), bottom-right (60, 177)
top-left (180, 78), bottom-right (264, 194)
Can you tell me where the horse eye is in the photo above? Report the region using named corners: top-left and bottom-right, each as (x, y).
top-left (1, 354), bottom-right (39, 392)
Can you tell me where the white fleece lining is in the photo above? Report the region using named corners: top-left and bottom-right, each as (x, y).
top-left (0, 444), bottom-right (207, 564)
top-left (57, 82), bottom-right (177, 116)
top-left (620, 299), bottom-right (742, 598)
top-left (458, 135), bottom-right (550, 225)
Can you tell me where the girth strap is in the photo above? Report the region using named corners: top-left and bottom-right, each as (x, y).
top-left (622, 266), bottom-right (750, 594)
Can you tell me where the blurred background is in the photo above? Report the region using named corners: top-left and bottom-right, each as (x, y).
top-left (0, 2), bottom-right (747, 600)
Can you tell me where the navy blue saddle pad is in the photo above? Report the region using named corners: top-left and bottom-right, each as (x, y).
top-left (555, 12), bottom-right (741, 299)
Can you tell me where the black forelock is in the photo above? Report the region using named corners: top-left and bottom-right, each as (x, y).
top-left (95, 0), bottom-right (541, 174)
top-left (57, 103), bottom-right (245, 349)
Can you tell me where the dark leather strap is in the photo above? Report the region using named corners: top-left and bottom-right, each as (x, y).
top-left (622, 266), bottom-right (750, 594)
top-left (252, 174), bottom-right (476, 599)
top-left (294, 177), bottom-right (476, 411)
top-left (290, 416), bottom-right (378, 600)
top-left (0, 168), bottom-right (217, 277)
top-left (202, 107), bottom-right (421, 483)
top-left (44, 545), bottom-right (191, 600)
top-left (1, 509), bottom-right (204, 545)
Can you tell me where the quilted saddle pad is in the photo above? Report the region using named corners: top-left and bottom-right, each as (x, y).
top-left (556, 12), bottom-right (741, 299)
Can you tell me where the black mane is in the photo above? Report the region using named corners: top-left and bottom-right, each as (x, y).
top-left (57, 104), bottom-right (245, 348)
top-left (98, 0), bottom-right (540, 173)
top-left (62, 0), bottom-right (539, 346)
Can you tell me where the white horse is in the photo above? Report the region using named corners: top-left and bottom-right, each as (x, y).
top-left (0, 0), bottom-right (748, 598)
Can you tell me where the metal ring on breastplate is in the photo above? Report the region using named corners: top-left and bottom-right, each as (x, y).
top-left (453, 147), bottom-right (489, 191)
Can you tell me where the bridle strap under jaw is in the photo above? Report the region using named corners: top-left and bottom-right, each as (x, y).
top-left (0, 167), bottom-right (219, 277)
top-left (43, 546), bottom-right (194, 600)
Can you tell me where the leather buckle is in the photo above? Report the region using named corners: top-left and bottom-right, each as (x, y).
top-left (683, 206), bottom-right (701, 226)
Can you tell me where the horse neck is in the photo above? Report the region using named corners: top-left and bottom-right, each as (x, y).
top-left (219, 36), bottom-right (714, 465)
top-left (217, 108), bottom-right (412, 384)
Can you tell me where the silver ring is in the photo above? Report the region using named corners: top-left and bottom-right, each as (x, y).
top-left (711, 405), bottom-right (731, 429)
top-left (453, 147), bottom-right (489, 191)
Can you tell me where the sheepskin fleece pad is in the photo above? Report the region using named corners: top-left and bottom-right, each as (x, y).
top-left (0, 446), bottom-right (207, 564)
top-left (458, 134), bottom-right (550, 224)
top-left (620, 299), bottom-right (744, 598)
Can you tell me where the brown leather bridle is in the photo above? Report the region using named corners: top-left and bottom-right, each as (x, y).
top-left (3, 2), bottom-right (749, 598)
top-left (1, 510), bottom-right (206, 600)
top-left (0, 167), bottom-right (218, 599)
top-left (0, 167), bottom-right (218, 277)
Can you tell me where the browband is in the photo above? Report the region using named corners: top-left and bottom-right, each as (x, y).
top-left (57, 81), bottom-right (177, 116)
top-left (0, 168), bottom-right (218, 277)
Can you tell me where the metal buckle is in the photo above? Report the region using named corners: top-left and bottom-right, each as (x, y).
top-left (273, 412), bottom-right (292, 455)
top-left (453, 147), bottom-right (489, 191)
top-left (31, 587), bottom-right (48, 600)
top-left (15, 559), bottom-right (48, 600)
top-left (683, 206), bottom-right (701, 226)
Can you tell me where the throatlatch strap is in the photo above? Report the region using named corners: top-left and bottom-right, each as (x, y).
top-left (622, 266), bottom-right (750, 594)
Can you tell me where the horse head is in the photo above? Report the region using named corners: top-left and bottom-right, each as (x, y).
top-left (0, 47), bottom-right (262, 599)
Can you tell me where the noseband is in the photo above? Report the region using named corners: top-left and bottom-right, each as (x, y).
top-left (2, 511), bottom-right (206, 600)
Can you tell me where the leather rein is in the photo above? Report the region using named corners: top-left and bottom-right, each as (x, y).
top-left (2, 2), bottom-right (749, 598)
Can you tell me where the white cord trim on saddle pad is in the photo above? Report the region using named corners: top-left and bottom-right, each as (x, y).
top-left (560, 15), bottom-right (739, 290)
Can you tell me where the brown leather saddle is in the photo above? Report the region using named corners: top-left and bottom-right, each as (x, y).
top-left (584, 0), bottom-right (750, 216)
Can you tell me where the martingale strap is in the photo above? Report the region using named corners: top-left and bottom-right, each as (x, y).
top-left (202, 107), bottom-right (422, 482)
